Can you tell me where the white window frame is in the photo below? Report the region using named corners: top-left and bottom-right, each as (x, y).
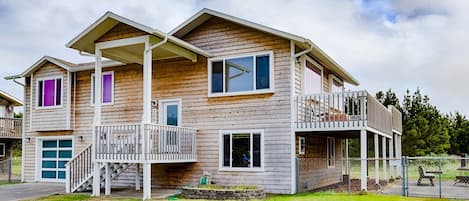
top-left (302, 55), bottom-right (324, 95)
top-left (0, 143), bottom-right (5, 157)
top-left (91, 71), bottom-right (114, 106)
top-left (299, 136), bottom-right (305, 155)
top-left (327, 137), bottom-right (335, 168)
top-left (208, 51), bottom-right (275, 97)
top-left (329, 74), bottom-right (344, 93)
top-left (219, 129), bottom-right (264, 172)
top-left (36, 75), bottom-right (64, 109)
top-left (158, 99), bottom-right (182, 152)
top-left (35, 136), bottom-right (74, 182)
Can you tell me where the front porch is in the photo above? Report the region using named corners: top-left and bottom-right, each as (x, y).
top-left (0, 117), bottom-right (22, 139)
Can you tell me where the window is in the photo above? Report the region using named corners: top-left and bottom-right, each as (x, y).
top-left (39, 138), bottom-right (73, 181)
top-left (209, 52), bottom-right (273, 96)
top-left (91, 71), bottom-right (114, 105)
top-left (327, 137), bottom-right (335, 168)
top-left (329, 75), bottom-right (344, 111)
top-left (303, 58), bottom-right (323, 95)
top-left (0, 143), bottom-right (5, 157)
top-left (220, 130), bottom-right (263, 170)
top-left (299, 137), bottom-right (306, 155)
top-left (329, 75), bottom-right (343, 93)
top-left (37, 77), bottom-right (62, 108)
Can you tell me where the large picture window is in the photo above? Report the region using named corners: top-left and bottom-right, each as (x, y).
top-left (220, 130), bottom-right (263, 170)
top-left (91, 71), bottom-right (114, 105)
top-left (209, 52), bottom-right (273, 96)
top-left (303, 58), bottom-right (323, 95)
top-left (37, 77), bottom-right (62, 108)
top-left (327, 137), bottom-right (335, 168)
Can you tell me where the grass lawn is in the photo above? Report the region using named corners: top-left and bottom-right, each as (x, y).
top-left (11, 156), bottom-right (21, 176)
top-left (0, 181), bottom-right (20, 186)
top-left (28, 192), bottom-right (455, 201)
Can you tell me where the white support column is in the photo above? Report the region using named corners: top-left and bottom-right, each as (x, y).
top-left (374, 133), bottom-right (379, 184)
top-left (382, 136), bottom-right (387, 182)
top-left (360, 129), bottom-right (367, 191)
top-left (105, 163), bottom-right (111, 195)
top-left (389, 136), bottom-right (394, 179)
top-left (136, 164), bottom-right (141, 190)
top-left (143, 163), bottom-right (152, 200)
top-left (92, 48), bottom-right (103, 197)
top-left (142, 40), bottom-right (152, 124)
top-left (396, 135), bottom-right (402, 178)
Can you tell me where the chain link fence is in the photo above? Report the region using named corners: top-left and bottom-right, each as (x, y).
top-left (0, 157), bottom-right (20, 183)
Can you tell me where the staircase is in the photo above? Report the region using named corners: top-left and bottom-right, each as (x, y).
top-left (65, 144), bottom-right (132, 193)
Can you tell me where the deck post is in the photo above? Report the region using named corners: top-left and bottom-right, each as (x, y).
top-left (382, 136), bottom-right (387, 182)
top-left (374, 133), bottom-right (379, 185)
top-left (136, 163), bottom-right (140, 190)
top-left (360, 129), bottom-right (367, 191)
top-left (396, 135), bottom-right (402, 178)
top-left (143, 38), bottom-right (152, 124)
top-left (143, 163), bottom-right (152, 200)
top-left (105, 162), bottom-right (111, 195)
top-left (389, 136), bottom-right (394, 179)
top-left (92, 48), bottom-right (103, 197)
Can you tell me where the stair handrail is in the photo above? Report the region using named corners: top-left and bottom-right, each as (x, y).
top-left (65, 144), bottom-right (93, 193)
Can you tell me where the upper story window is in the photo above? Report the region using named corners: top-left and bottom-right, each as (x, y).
top-left (91, 71), bottom-right (114, 105)
top-left (37, 77), bottom-right (62, 108)
top-left (209, 51), bottom-right (274, 97)
top-left (303, 57), bottom-right (323, 95)
top-left (329, 74), bottom-right (344, 93)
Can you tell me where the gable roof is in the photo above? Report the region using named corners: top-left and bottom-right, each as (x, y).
top-left (66, 11), bottom-right (212, 58)
top-left (170, 8), bottom-right (360, 86)
top-left (5, 56), bottom-right (75, 80)
top-left (0, 90), bottom-right (22, 106)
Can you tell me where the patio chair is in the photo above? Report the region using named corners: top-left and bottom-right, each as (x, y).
top-left (417, 166), bottom-right (435, 186)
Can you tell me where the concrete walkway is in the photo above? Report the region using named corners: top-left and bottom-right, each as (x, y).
top-left (383, 180), bottom-right (469, 200)
top-left (0, 182), bottom-right (64, 201)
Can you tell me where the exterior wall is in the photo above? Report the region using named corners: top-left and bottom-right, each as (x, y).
top-left (0, 98), bottom-right (14, 118)
top-left (96, 23), bottom-right (146, 43)
top-left (29, 62), bottom-right (70, 131)
top-left (296, 134), bottom-right (343, 192)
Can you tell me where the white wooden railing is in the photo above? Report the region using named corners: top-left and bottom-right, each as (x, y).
top-left (95, 123), bottom-right (196, 163)
top-left (0, 117), bottom-right (21, 138)
top-left (295, 91), bottom-right (393, 135)
top-left (65, 144), bottom-right (92, 193)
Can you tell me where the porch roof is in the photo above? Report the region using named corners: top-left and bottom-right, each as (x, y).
top-left (0, 89), bottom-right (22, 106)
top-left (66, 12), bottom-right (212, 60)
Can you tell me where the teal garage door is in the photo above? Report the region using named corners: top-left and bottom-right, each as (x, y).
top-left (41, 139), bottom-right (72, 181)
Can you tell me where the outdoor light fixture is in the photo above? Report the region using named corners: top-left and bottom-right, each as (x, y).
top-left (25, 137), bottom-right (31, 143)
top-left (78, 135), bottom-right (84, 142)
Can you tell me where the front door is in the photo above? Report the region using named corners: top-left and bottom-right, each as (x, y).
top-left (159, 99), bottom-right (181, 153)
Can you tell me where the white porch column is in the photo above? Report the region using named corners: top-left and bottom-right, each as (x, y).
top-left (143, 40), bottom-right (152, 124)
top-left (396, 135), bottom-right (402, 178)
top-left (389, 136), bottom-right (394, 179)
top-left (105, 163), bottom-right (111, 195)
top-left (360, 129), bottom-right (367, 191)
top-left (143, 163), bottom-right (151, 200)
top-left (374, 133), bottom-right (379, 184)
top-left (382, 136), bottom-right (387, 182)
top-left (92, 48), bottom-right (103, 197)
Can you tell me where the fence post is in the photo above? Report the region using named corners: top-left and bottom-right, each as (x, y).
top-left (8, 158), bottom-right (11, 183)
top-left (401, 156), bottom-right (407, 196)
top-left (438, 158), bottom-right (442, 198)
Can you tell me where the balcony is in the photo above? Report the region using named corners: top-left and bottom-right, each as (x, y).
top-left (295, 91), bottom-right (402, 136)
top-left (0, 117), bottom-right (22, 139)
top-left (94, 123), bottom-right (196, 163)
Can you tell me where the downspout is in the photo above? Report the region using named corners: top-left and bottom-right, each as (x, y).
top-left (12, 79), bottom-right (25, 87)
top-left (290, 40), bottom-right (313, 194)
top-left (145, 34), bottom-right (168, 52)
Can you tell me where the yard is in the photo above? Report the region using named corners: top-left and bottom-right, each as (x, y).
top-left (26, 192), bottom-right (456, 201)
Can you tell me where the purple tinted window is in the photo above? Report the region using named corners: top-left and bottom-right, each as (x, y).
top-left (43, 79), bottom-right (56, 106)
top-left (102, 74), bottom-right (112, 103)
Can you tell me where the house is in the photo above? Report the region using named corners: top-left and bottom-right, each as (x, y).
top-left (5, 8), bottom-right (402, 199)
top-left (0, 90), bottom-right (22, 170)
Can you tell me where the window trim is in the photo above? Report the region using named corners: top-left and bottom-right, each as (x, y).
top-left (329, 74), bottom-right (344, 93)
top-left (0, 143), bottom-right (5, 157)
top-left (298, 136), bottom-right (305, 155)
top-left (208, 51), bottom-right (275, 97)
top-left (218, 129), bottom-right (264, 172)
top-left (90, 71), bottom-right (114, 106)
top-left (36, 76), bottom-right (64, 109)
top-left (35, 136), bottom-right (74, 183)
top-left (302, 55), bottom-right (324, 95)
top-left (158, 98), bottom-right (182, 126)
top-left (327, 137), bottom-right (335, 168)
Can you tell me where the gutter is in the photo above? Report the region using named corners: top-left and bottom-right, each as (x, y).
top-left (146, 34), bottom-right (168, 52)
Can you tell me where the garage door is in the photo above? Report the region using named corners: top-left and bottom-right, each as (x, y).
top-left (40, 139), bottom-right (73, 181)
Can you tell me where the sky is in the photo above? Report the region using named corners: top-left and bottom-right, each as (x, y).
top-left (0, 0), bottom-right (468, 115)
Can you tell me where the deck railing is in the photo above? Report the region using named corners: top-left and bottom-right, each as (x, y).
top-left (95, 123), bottom-right (196, 163)
top-left (295, 91), bottom-right (393, 135)
top-left (0, 117), bottom-right (22, 138)
top-left (389, 105), bottom-right (403, 134)
top-left (65, 144), bottom-right (92, 193)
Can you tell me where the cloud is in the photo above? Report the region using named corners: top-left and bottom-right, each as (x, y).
top-left (0, 0), bottom-right (468, 115)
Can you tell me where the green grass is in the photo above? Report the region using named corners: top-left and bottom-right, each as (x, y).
top-left (11, 156), bottom-right (21, 176)
top-left (28, 192), bottom-right (453, 201)
top-left (0, 181), bottom-right (20, 186)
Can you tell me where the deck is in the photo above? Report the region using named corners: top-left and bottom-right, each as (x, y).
top-left (0, 117), bottom-right (22, 139)
top-left (295, 91), bottom-right (402, 136)
top-left (94, 123), bottom-right (196, 163)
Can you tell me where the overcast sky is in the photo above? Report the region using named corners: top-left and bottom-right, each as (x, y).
top-left (0, 0), bottom-right (468, 115)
